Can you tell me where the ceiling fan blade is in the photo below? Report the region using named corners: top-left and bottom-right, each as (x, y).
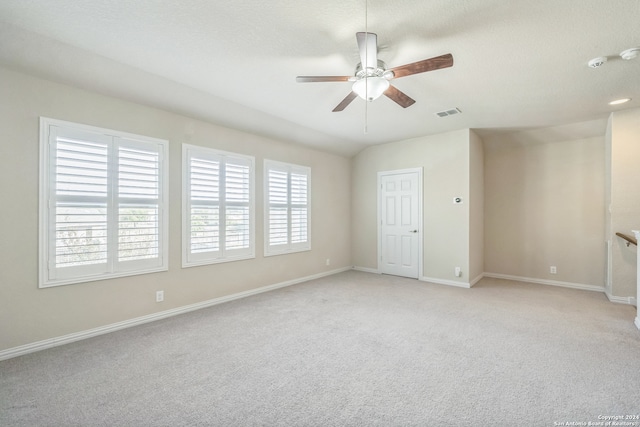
top-left (296, 76), bottom-right (352, 83)
top-left (384, 85), bottom-right (416, 108)
top-left (389, 53), bottom-right (454, 79)
top-left (332, 91), bottom-right (358, 112)
top-left (356, 32), bottom-right (378, 69)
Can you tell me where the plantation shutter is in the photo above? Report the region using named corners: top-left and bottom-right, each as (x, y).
top-left (290, 171), bottom-right (308, 244)
top-left (267, 169), bottom-right (289, 247)
top-left (41, 119), bottom-right (168, 287)
top-left (189, 154), bottom-right (221, 257)
top-left (50, 126), bottom-right (111, 280)
top-left (183, 145), bottom-right (254, 266)
top-left (224, 158), bottom-right (251, 251)
top-left (265, 160), bottom-right (310, 256)
top-left (116, 138), bottom-right (163, 271)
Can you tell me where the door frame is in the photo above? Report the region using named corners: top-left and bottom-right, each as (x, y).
top-left (377, 168), bottom-right (423, 279)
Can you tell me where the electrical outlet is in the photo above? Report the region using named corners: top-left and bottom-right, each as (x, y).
top-left (156, 290), bottom-right (164, 302)
top-left (326, 258), bottom-right (331, 266)
top-left (454, 267), bottom-right (461, 277)
top-left (550, 266), bottom-right (557, 274)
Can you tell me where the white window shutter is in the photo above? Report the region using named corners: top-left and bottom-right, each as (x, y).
top-left (290, 172), bottom-right (308, 244)
top-left (183, 145), bottom-right (254, 267)
top-left (52, 128), bottom-right (110, 276)
top-left (264, 160), bottom-right (310, 256)
top-left (189, 155), bottom-right (221, 257)
top-left (40, 118), bottom-right (168, 287)
top-left (268, 169), bottom-right (289, 247)
top-left (116, 139), bottom-right (162, 269)
top-left (224, 159), bottom-right (251, 251)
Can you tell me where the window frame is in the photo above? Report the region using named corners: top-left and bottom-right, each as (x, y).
top-left (182, 144), bottom-right (255, 268)
top-left (264, 159), bottom-right (311, 257)
top-left (39, 117), bottom-right (169, 288)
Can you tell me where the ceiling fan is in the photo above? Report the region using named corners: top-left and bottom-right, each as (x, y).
top-left (296, 32), bottom-right (454, 112)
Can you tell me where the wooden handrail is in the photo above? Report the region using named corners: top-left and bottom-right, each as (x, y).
top-left (616, 232), bottom-right (637, 247)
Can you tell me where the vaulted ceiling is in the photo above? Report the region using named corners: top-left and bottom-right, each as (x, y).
top-left (0, 0), bottom-right (638, 156)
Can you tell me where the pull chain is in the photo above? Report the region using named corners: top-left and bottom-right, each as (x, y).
top-left (364, 0), bottom-right (369, 134)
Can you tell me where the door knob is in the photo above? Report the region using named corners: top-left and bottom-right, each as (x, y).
top-left (409, 230), bottom-right (418, 233)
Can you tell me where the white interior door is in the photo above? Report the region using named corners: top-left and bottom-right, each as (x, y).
top-left (378, 169), bottom-right (421, 279)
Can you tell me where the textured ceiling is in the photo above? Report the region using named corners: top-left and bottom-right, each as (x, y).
top-left (0, 0), bottom-right (638, 156)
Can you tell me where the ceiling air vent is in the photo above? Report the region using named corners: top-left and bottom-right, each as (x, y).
top-left (435, 107), bottom-right (461, 117)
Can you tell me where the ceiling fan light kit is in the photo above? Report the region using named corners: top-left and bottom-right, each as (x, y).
top-left (352, 76), bottom-right (390, 101)
top-left (296, 32), bottom-right (454, 111)
top-left (351, 59), bottom-right (392, 101)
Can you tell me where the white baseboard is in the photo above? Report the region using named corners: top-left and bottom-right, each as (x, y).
top-left (470, 273), bottom-right (484, 288)
top-left (605, 291), bottom-right (637, 306)
top-left (354, 268), bottom-right (477, 289)
top-left (0, 267), bottom-right (351, 361)
top-left (483, 272), bottom-right (605, 293)
top-left (605, 291), bottom-right (631, 304)
top-left (420, 276), bottom-right (471, 289)
top-left (484, 273), bottom-right (638, 306)
top-left (352, 266), bottom-right (380, 274)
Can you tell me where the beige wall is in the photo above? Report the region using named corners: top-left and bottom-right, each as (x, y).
top-left (608, 107), bottom-right (640, 300)
top-left (469, 131), bottom-right (484, 282)
top-left (351, 129), bottom-right (478, 284)
top-left (483, 125), bottom-right (605, 287)
top-left (0, 66), bottom-right (352, 351)
top-left (605, 116), bottom-right (613, 293)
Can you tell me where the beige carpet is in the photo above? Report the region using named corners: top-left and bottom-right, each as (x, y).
top-left (1, 271), bottom-right (639, 426)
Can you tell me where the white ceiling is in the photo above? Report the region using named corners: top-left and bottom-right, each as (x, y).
top-left (0, 0), bottom-right (638, 156)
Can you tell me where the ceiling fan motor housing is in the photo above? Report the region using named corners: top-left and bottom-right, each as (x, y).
top-left (355, 60), bottom-right (391, 80)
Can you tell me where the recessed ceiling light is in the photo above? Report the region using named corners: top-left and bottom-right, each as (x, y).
top-left (609, 98), bottom-right (631, 105)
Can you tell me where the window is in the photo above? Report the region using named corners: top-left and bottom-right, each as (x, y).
top-left (264, 160), bottom-right (310, 256)
top-left (39, 118), bottom-right (168, 288)
top-left (182, 144), bottom-right (254, 267)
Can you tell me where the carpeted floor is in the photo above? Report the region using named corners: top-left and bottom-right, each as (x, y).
top-left (1, 271), bottom-right (639, 426)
